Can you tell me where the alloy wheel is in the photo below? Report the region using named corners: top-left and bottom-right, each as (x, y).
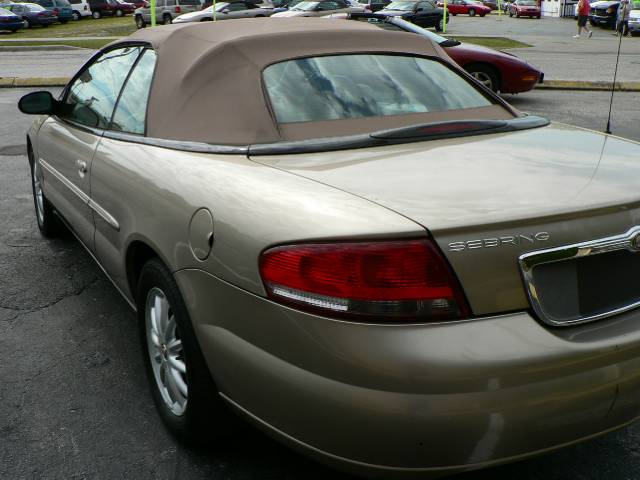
top-left (471, 71), bottom-right (493, 90)
top-left (145, 287), bottom-right (188, 416)
top-left (32, 161), bottom-right (44, 225)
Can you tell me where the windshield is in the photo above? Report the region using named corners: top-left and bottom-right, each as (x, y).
top-left (263, 54), bottom-right (492, 123)
top-left (293, 1), bottom-right (319, 10)
top-left (385, 1), bottom-right (415, 9)
top-left (0, 7), bottom-right (13, 14)
top-left (25, 3), bottom-right (46, 10)
top-left (518, 0), bottom-right (537, 5)
top-left (209, 2), bottom-right (229, 10)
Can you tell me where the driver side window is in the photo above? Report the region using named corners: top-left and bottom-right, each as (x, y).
top-left (61, 46), bottom-right (143, 129)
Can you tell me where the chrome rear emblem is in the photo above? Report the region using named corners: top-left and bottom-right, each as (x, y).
top-left (448, 232), bottom-right (550, 252)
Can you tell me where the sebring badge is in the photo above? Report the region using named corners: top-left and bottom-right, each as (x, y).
top-left (448, 232), bottom-right (550, 252)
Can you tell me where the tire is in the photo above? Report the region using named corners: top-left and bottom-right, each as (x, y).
top-left (137, 258), bottom-right (229, 443)
top-left (536, 15), bottom-right (540, 18)
top-left (468, 7), bottom-right (475, 15)
top-left (435, 16), bottom-right (443, 31)
top-left (42, 22), bottom-right (49, 27)
top-left (115, 8), bottom-right (124, 16)
top-left (92, 10), bottom-right (101, 18)
top-left (163, 13), bottom-right (171, 24)
top-left (135, 14), bottom-right (145, 28)
top-left (60, 19), bottom-right (68, 23)
top-left (72, 10), bottom-right (80, 20)
top-left (509, 10), bottom-right (513, 16)
top-left (466, 63), bottom-right (500, 92)
top-left (29, 147), bottom-right (61, 238)
top-left (480, 12), bottom-right (485, 16)
top-left (23, 19), bottom-right (30, 28)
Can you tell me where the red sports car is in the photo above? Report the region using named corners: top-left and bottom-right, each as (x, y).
top-left (509, 0), bottom-right (540, 17)
top-left (438, 0), bottom-right (492, 16)
top-left (341, 13), bottom-right (543, 93)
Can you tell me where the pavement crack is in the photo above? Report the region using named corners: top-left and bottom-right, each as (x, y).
top-left (0, 276), bottom-right (100, 316)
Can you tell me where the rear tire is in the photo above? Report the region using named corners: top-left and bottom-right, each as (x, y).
top-left (60, 19), bottom-right (68, 23)
top-left (42, 22), bottom-right (49, 27)
top-left (72, 10), bottom-right (80, 20)
top-left (435, 16), bottom-right (443, 31)
top-left (163, 13), bottom-right (171, 24)
top-left (92, 10), bottom-right (101, 18)
top-left (468, 7), bottom-right (476, 15)
top-left (135, 14), bottom-right (145, 28)
top-left (509, 10), bottom-right (513, 16)
top-left (29, 147), bottom-right (62, 238)
top-left (115, 8), bottom-right (124, 16)
top-left (137, 258), bottom-right (230, 444)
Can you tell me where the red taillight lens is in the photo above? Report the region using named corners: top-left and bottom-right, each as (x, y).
top-left (260, 239), bottom-right (470, 321)
top-left (175, 5), bottom-right (181, 12)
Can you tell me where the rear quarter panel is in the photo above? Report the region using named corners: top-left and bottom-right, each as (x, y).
top-left (89, 139), bottom-right (425, 302)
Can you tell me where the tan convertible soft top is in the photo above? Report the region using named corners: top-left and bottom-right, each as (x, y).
top-left (121, 18), bottom-right (514, 145)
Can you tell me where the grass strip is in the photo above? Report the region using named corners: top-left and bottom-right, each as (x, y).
top-left (445, 36), bottom-right (532, 49)
top-left (1, 16), bottom-right (136, 38)
top-left (0, 39), bottom-right (112, 48)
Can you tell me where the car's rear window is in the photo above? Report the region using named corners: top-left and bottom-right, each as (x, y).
top-left (263, 54), bottom-right (492, 124)
top-left (179, 0), bottom-right (200, 5)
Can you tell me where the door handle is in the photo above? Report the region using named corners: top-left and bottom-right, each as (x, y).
top-left (76, 159), bottom-right (88, 174)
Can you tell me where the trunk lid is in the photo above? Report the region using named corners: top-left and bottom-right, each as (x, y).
top-left (250, 123), bottom-right (640, 317)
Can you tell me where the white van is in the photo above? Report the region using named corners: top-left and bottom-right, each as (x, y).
top-left (69, 0), bottom-right (92, 18)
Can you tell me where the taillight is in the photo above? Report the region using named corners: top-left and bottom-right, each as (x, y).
top-left (259, 239), bottom-right (470, 321)
top-left (175, 5), bottom-right (181, 12)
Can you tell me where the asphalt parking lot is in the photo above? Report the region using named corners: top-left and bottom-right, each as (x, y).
top-left (1, 81), bottom-right (640, 479)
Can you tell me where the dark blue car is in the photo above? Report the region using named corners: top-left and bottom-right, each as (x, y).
top-left (0, 6), bottom-right (24, 31)
top-left (4, 3), bottom-right (57, 27)
top-left (26, 0), bottom-right (74, 22)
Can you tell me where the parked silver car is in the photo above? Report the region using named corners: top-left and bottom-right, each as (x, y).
top-left (272, 0), bottom-right (363, 16)
top-left (134, 0), bottom-right (200, 26)
top-left (18, 17), bottom-right (640, 480)
top-left (171, 1), bottom-right (273, 21)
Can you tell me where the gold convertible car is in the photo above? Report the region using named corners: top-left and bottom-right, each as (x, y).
top-left (19, 18), bottom-right (640, 478)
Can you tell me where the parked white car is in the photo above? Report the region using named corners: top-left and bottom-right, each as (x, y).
top-left (172, 1), bottom-right (274, 21)
top-left (272, 0), bottom-right (364, 16)
top-left (69, 0), bottom-right (92, 18)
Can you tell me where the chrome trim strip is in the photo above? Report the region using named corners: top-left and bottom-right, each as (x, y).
top-left (519, 226), bottom-right (640, 327)
top-left (40, 158), bottom-right (89, 203)
top-left (88, 199), bottom-right (120, 232)
top-left (39, 158), bottom-right (120, 231)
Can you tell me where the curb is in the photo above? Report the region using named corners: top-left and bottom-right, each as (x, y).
top-left (0, 77), bottom-right (70, 88)
top-left (0, 45), bottom-right (88, 52)
top-left (2, 77), bottom-right (640, 92)
top-left (536, 80), bottom-right (640, 91)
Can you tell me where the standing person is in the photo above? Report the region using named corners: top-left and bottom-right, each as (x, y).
top-left (618, 0), bottom-right (630, 35)
top-left (574, 0), bottom-right (593, 38)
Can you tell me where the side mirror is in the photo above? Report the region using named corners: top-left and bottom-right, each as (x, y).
top-left (18, 91), bottom-right (57, 115)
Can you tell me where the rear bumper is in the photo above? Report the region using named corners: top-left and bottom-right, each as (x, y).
top-left (176, 268), bottom-right (640, 477)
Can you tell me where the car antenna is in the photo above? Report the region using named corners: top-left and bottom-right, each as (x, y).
top-left (605, 27), bottom-right (624, 135)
